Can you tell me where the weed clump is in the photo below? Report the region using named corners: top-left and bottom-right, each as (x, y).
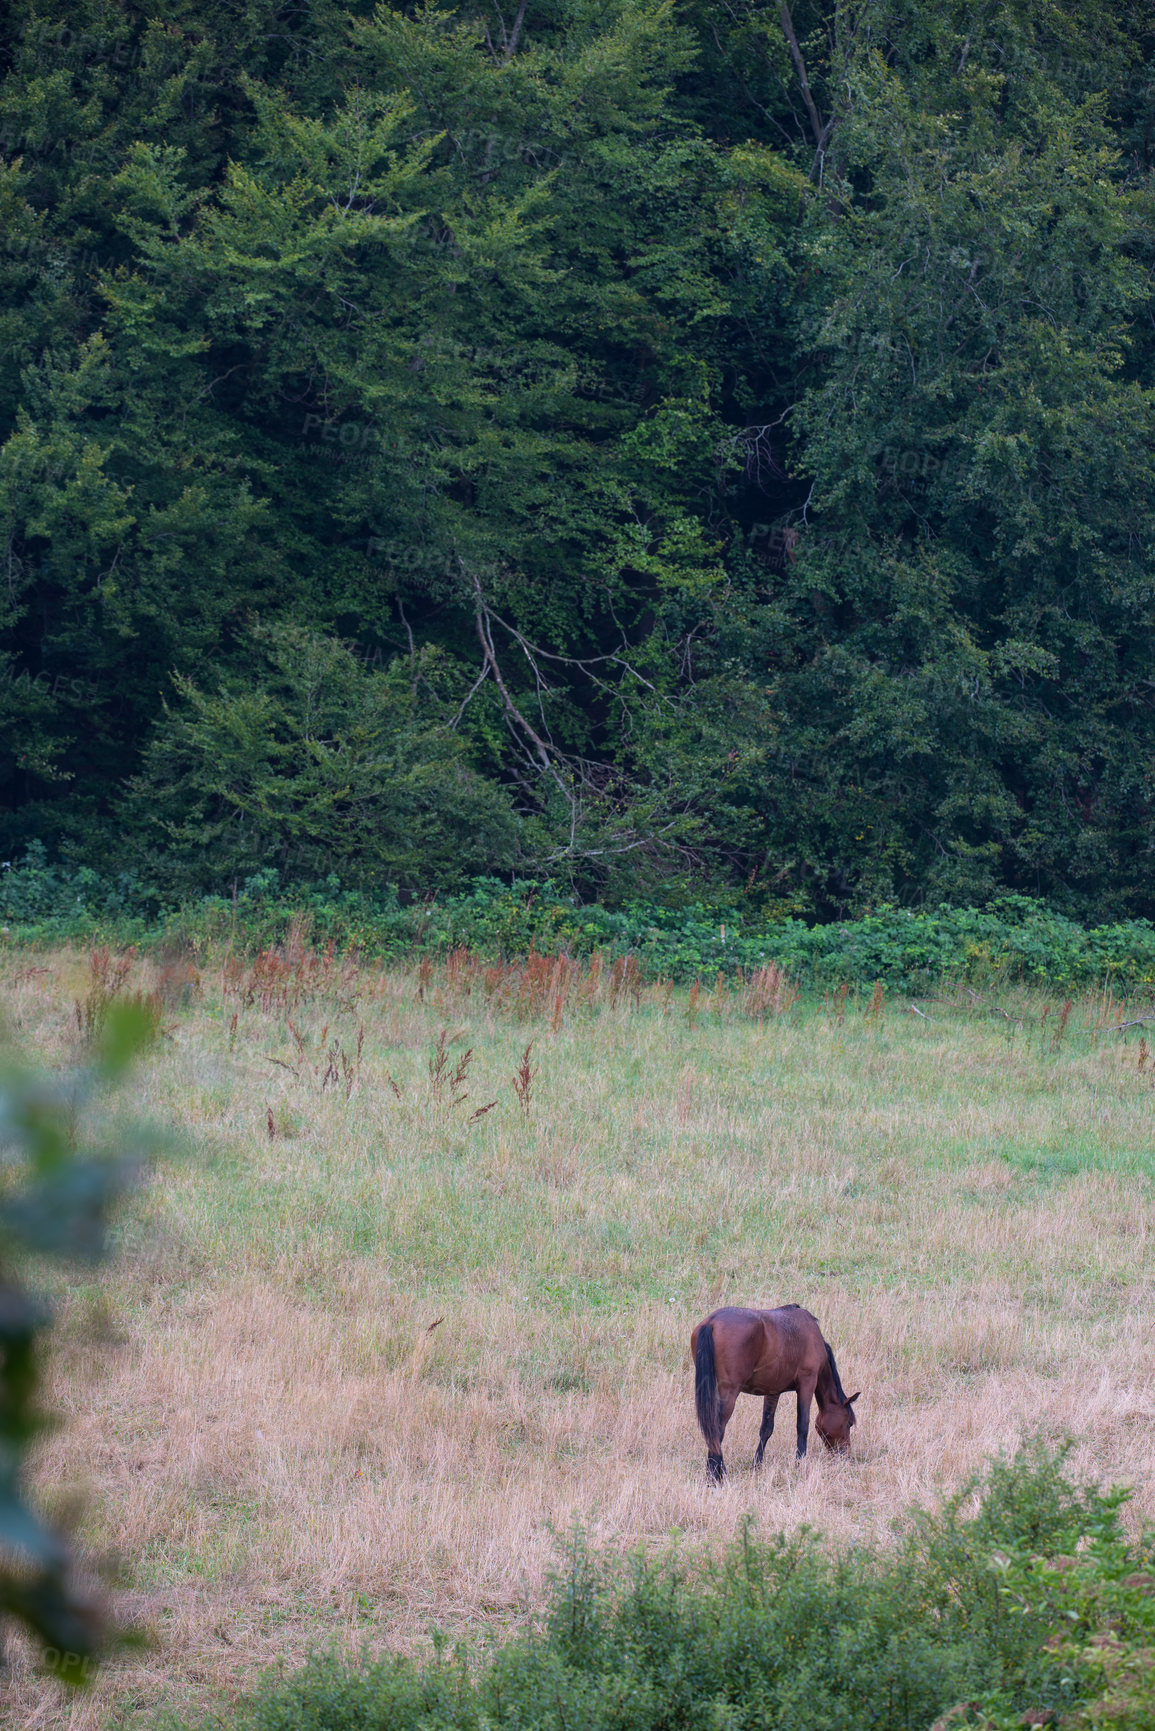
top-left (72, 947), bottom-right (164, 1049)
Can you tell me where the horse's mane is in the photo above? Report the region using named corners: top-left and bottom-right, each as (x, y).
top-left (824, 1339), bottom-right (848, 1402)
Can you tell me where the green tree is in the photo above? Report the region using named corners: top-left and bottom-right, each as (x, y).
top-left (129, 622), bottom-right (517, 891)
top-left (683, 0), bottom-right (1155, 916)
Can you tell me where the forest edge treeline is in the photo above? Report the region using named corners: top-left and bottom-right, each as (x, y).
top-left (2, 0), bottom-right (1155, 922)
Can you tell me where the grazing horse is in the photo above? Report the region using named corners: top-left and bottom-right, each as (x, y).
top-left (691, 1305), bottom-right (859, 1482)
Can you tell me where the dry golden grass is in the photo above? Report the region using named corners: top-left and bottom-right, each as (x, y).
top-left (1, 947), bottom-right (1154, 1728)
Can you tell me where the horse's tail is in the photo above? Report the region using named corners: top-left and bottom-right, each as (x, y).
top-left (695, 1323), bottom-right (722, 1451)
top-left (824, 1338), bottom-right (848, 1403)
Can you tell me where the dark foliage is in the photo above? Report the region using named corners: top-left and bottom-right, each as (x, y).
top-left (3, 1), bottom-right (1155, 918)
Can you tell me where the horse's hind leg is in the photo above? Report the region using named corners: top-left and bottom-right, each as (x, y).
top-left (754, 1394), bottom-right (780, 1469)
top-left (795, 1376), bottom-right (817, 1459)
top-left (708, 1390), bottom-right (738, 1483)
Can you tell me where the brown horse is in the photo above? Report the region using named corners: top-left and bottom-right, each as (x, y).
top-left (691, 1305), bottom-right (859, 1482)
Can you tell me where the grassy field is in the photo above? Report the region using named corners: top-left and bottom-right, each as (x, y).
top-left (2, 945), bottom-right (1154, 1728)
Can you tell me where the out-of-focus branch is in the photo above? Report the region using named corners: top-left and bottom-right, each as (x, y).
top-left (0, 1003), bottom-right (170, 1684)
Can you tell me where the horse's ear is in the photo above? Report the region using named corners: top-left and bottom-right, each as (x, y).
top-left (846, 1392), bottom-right (861, 1406)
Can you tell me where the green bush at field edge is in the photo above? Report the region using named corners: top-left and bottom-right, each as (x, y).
top-left (4, 848), bottom-right (1155, 992)
top-left (158, 1444), bottom-right (1155, 1731)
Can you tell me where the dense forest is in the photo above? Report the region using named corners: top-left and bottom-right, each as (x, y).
top-left (2, 0), bottom-right (1155, 921)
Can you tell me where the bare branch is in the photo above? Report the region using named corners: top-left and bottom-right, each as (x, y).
top-left (484, 602), bottom-right (661, 696)
top-left (453, 563), bottom-right (701, 866)
top-left (724, 422), bottom-right (789, 490)
top-left (449, 660), bottom-right (492, 728)
top-left (465, 564), bottom-right (574, 813)
top-left (474, 599), bottom-right (549, 771)
top-left (538, 816), bottom-right (686, 863)
top-left (397, 597), bottom-right (417, 698)
top-left (776, 1), bottom-right (836, 176)
top-left (503, 0), bottom-right (529, 58)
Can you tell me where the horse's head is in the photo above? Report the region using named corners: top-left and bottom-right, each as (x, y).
top-left (815, 1391), bottom-right (860, 1452)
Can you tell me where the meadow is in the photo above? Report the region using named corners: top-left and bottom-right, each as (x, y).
top-left (1, 943), bottom-right (1153, 1728)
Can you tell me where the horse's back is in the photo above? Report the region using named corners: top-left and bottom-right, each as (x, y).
top-left (699, 1306), bottom-right (768, 1351)
top-left (756, 1306), bottom-right (825, 1370)
top-left (700, 1304), bottom-right (820, 1341)
top-left (761, 1304), bottom-right (822, 1340)
top-left (704, 1305), bottom-right (770, 1328)
top-left (698, 1304), bottom-right (825, 1395)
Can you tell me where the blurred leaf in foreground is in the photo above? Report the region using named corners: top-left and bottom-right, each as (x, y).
top-left (0, 1000), bottom-right (171, 1684)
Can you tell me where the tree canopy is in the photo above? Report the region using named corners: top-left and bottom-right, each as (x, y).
top-left (2, 0), bottom-right (1154, 919)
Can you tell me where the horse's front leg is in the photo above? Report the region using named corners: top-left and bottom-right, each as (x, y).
top-left (795, 1376), bottom-right (817, 1459)
top-left (754, 1394), bottom-right (780, 1469)
top-left (708, 1389), bottom-right (739, 1483)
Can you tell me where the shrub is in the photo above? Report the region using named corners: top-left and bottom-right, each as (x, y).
top-left (5, 856), bottom-right (1155, 993)
top-left (125, 625), bottom-right (517, 895)
top-left (165, 1445), bottom-right (1155, 1731)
